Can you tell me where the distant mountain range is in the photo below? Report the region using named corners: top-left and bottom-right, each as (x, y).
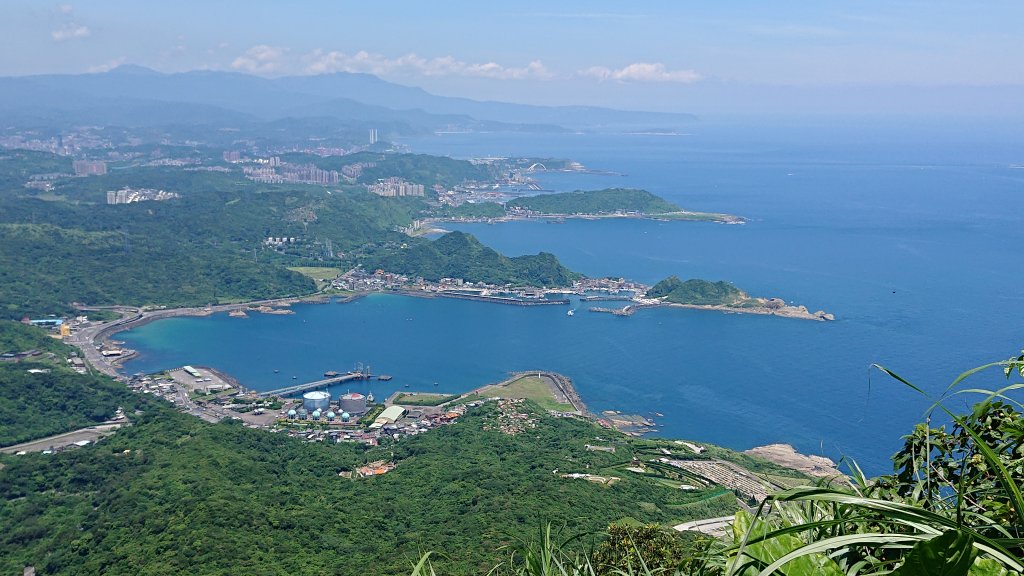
top-left (0, 65), bottom-right (697, 132)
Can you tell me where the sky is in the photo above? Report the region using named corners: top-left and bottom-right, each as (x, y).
top-left (3, 1), bottom-right (1023, 114)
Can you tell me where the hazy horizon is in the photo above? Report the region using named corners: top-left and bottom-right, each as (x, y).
top-left (4, 1), bottom-right (1023, 116)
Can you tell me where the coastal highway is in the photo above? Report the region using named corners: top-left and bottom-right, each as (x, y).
top-left (64, 309), bottom-right (138, 378)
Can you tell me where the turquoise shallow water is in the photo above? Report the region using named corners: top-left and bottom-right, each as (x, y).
top-left (121, 121), bottom-right (1024, 474)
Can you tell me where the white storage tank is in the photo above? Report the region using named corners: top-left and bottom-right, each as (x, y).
top-left (303, 390), bottom-right (331, 412)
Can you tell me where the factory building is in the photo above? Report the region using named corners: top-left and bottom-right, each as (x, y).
top-left (369, 405), bottom-right (407, 429)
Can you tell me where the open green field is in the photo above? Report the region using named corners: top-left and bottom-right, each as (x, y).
top-left (393, 392), bottom-right (460, 406)
top-left (473, 374), bottom-right (574, 412)
top-left (287, 266), bottom-right (341, 287)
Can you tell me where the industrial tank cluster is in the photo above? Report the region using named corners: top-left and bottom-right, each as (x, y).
top-left (286, 390), bottom-right (368, 422)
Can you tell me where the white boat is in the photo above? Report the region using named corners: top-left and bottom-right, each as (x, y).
top-left (567, 309), bottom-right (575, 316)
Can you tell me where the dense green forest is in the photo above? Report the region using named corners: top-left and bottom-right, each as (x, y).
top-left (0, 149), bottom-right (73, 190)
top-left (0, 223), bottom-right (315, 317)
top-left (0, 153), bottom-right (578, 318)
top-left (431, 201), bottom-right (506, 219)
top-left (506, 188), bottom-right (681, 215)
top-left (358, 231), bottom-right (581, 287)
top-left (354, 152), bottom-right (495, 189)
top-left (0, 322), bottom-right (139, 446)
top-left (0, 319), bottom-right (67, 356)
top-left (283, 151), bottom-right (495, 190)
top-left (648, 276), bottom-right (746, 306)
top-left (0, 363), bottom-right (134, 446)
top-left (0, 397), bottom-right (741, 575)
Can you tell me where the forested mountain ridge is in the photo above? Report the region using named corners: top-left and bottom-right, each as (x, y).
top-left (358, 231), bottom-right (581, 287)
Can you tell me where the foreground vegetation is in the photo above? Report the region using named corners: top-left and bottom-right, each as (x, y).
top-left (0, 406), bottom-right (737, 574)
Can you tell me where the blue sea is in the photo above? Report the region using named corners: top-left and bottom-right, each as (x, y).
top-left (121, 118), bottom-right (1024, 475)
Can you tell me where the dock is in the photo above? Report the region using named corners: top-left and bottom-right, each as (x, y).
top-left (257, 371), bottom-right (371, 398)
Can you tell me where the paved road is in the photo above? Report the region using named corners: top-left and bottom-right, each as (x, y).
top-left (1, 423), bottom-right (126, 453)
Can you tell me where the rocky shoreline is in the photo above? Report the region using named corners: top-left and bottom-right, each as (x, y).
top-left (410, 209), bottom-right (745, 235)
top-left (744, 443), bottom-right (845, 479)
top-left (658, 300), bottom-right (835, 322)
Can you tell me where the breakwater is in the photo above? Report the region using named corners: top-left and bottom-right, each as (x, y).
top-left (434, 292), bottom-right (570, 306)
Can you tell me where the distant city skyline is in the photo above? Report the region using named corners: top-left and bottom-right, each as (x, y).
top-left (2, 1), bottom-right (1023, 114)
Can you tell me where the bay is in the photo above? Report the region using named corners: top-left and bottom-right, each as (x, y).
top-left (121, 120), bottom-right (1024, 474)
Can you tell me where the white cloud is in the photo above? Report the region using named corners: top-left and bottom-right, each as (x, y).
top-left (58, 4), bottom-right (74, 14)
top-left (303, 49), bottom-right (554, 80)
top-left (87, 57), bottom-right (126, 73)
top-left (578, 62), bottom-right (701, 83)
top-left (52, 23), bottom-right (90, 41)
top-left (231, 44), bottom-right (288, 74)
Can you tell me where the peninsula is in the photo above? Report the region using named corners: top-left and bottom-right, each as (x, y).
top-left (410, 188), bottom-right (745, 235)
top-left (643, 276), bottom-right (835, 321)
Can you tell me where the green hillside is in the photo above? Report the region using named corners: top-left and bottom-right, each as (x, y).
top-left (0, 397), bottom-right (739, 575)
top-left (507, 188), bottom-right (681, 215)
top-left (359, 231), bottom-right (581, 287)
top-left (647, 276), bottom-right (747, 306)
top-left (0, 322), bottom-right (139, 446)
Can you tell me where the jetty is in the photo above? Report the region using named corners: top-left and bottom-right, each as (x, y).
top-left (589, 305), bottom-right (636, 316)
top-left (257, 370), bottom-right (372, 398)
